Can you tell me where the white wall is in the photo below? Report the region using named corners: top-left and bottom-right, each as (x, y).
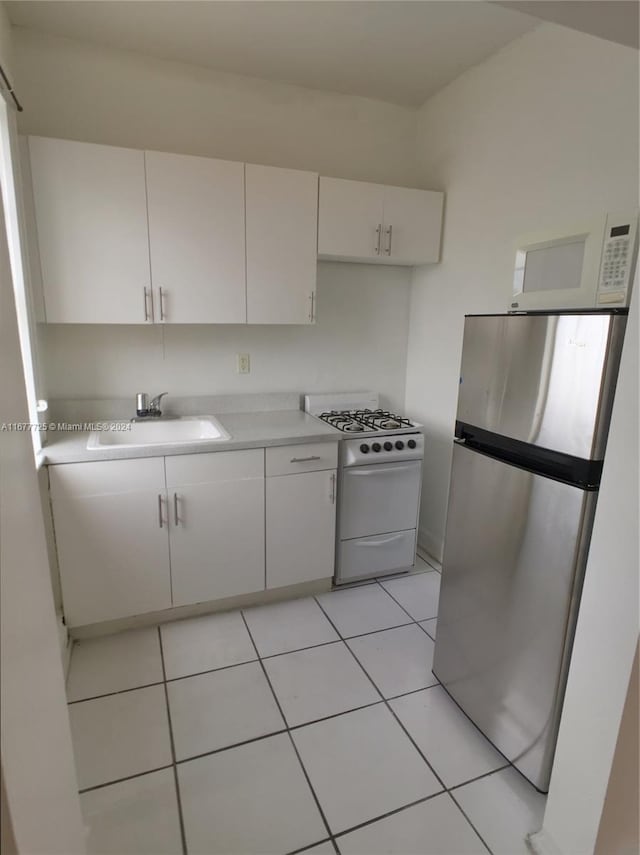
top-left (40, 262), bottom-right (412, 412)
top-left (0, 178), bottom-right (85, 853)
top-left (11, 27), bottom-right (418, 407)
top-left (404, 24), bottom-right (639, 559)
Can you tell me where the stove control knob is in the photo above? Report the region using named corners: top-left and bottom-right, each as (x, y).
top-left (360, 444), bottom-right (370, 454)
top-left (384, 441), bottom-right (393, 451)
top-left (408, 439), bottom-right (417, 449)
top-left (372, 442), bottom-right (382, 453)
top-left (395, 440), bottom-right (405, 450)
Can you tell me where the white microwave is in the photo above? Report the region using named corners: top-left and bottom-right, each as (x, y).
top-left (510, 210), bottom-right (638, 311)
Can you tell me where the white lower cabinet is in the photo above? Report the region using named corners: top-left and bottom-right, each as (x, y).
top-left (51, 443), bottom-right (338, 626)
top-left (50, 459), bottom-right (172, 627)
top-left (266, 467), bottom-right (337, 589)
top-left (165, 451), bottom-right (265, 606)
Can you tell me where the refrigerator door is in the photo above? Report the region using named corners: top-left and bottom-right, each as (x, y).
top-left (433, 442), bottom-right (596, 791)
top-left (456, 313), bottom-right (626, 459)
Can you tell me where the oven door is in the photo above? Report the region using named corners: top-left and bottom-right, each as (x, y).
top-left (340, 460), bottom-right (422, 540)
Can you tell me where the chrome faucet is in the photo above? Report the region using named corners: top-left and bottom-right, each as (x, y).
top-left (135, 392), bottom-right (168, 419)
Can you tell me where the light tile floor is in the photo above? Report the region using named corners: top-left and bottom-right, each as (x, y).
top-left (67, 560), bottom-right (546, 854)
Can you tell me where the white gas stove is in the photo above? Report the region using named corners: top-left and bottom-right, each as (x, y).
top-left (305, 392), bottom-right (424, 584)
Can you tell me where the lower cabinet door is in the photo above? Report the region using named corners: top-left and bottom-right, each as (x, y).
top-left (169, 479), bottom-right (265, 606)
top-left (55, 490), bottom-right (172, 627)
top-left (266, 469), bottom-right (337, 589)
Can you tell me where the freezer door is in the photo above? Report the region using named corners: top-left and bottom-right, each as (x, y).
top-left (433, 442), bottom-right (596, 791)
top-left (456, 313), bottom-right (626, 459)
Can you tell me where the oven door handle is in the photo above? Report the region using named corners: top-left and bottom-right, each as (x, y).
top-left (348, 463), bottom-right (418, 476)
top-left (357, 533), bottom-right (406, 547)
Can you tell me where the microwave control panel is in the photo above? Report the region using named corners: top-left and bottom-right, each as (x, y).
top-left (596, 213), bottom-right (638, 305)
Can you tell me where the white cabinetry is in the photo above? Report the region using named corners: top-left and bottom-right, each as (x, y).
top-left (29, 136), bottom-right (151, 324)
top-left (165, 451), bottom-right (264, 605)
top-left (317, 179), bottom-right (385, 262)
top-left (318, 176), bottom-right (443, 265)
top-left (26, 137), bottom-right (321, 326)
top-left (51, 451), bottom-right (266, 626)
top-left (265, 442), bottom-right (338, 589)
top-left (145, 151), bottom-right (246, 323)
top-left (245, 164), bottom-right (318, 324)
top-left (50, 459), bottom-right (171, 626)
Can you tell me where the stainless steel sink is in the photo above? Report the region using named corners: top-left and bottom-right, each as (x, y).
top-left (87, 416), bottom-right (231, 450)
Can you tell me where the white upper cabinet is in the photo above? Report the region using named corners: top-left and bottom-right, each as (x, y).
top-left (318, 178), bottom-right (385, 261)
top-left (145, 151), bottom-right (246, 323)
top-left (318, 176), bottom-right (444, 266)
top-left (381, 185), bottom-right (443, 264)
top-left (28, 136), bottom-right (151, 323)
top-left (245, 164), bottom-right (318, 324)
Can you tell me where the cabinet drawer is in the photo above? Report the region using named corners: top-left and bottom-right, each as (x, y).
top-left (338, 529), bottom-right (416, 583)
top-left (165, 449), bottom-right (264, 487)
top-left (50, 457), bottom-right (166, 498)
top-left (266, 442), bottom-right (338, 476)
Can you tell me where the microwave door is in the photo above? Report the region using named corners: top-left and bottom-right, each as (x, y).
top-left (511, 216), bottom-right (606, 312)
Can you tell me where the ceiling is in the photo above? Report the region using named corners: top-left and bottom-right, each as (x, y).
top-left (494, 1), bottom-right (639, 50)
top-left (5, 1), bottom-right (538, 107)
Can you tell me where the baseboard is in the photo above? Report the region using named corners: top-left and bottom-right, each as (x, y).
top-left (526, 829), bottom-right (563, 855)
top-left (69, 577), bottom-right (333, 639)
top-left (417, 525), bottom-right (443, 567)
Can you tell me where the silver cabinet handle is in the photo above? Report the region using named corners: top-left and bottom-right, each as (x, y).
top-left (158, 493), bottom-right (165, 528)
top-left (290, 455), bottom-right (321, 463)
top-left (173, 492), bottom-right (180, 526)
top-left (330, 472), bottom-right (336, 504)
top-left (309, 292), bottom-right (315, 322)
top-left (159, 287), bottom-right (166, 321)
top-left (143, 287), bottom-right (153, 322)
top-left (375, 224), bottom-right (382, 255)
top-left (384, 224), bottom-right (393, 256)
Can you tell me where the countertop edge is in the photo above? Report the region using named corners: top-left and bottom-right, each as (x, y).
top-left (40, 411), bottom-right (340, 466)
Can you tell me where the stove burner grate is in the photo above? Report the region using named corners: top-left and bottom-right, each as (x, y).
top-left (317, 408), bottom-right (413, 433)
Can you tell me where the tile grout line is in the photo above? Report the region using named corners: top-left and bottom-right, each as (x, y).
top-left (72, 584), bottom-right (518, 850)
top-left (312, 595), bottom-right (448, 794)
top-left (374, 577), bottom-right (437, 625)
top-left (331, 789), bottom-right (449, 842)
top-left (68, 619), bottom-right (419, 706)
top-left (78, 763), bottom-right (176, 795)
top-left (157, 626), bottom-right (188, 855)
top-left (68, 679), bottom-right (167, 705)
top-left (319, 591), bottom-right (509, 855)
top-left (313, 594), bottom-right (498, 853)
top-left (447, 789), bottom-right (495, 855)
top-left (239, 609), bottom-right (338, 852)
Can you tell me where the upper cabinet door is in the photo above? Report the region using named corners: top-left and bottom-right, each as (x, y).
top-left (28, 136), bottom-right (151, 323)
top-left (145, 151), bottom-right (246, 323)
top-left (382, 186), bottom-right (444, 265)
top-left (245, 164), bottom-right (318, 324)
top-left (318, 177), bottom-right (385, 261)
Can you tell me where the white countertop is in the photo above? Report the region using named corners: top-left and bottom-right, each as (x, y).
top-left (39, 409), bottom-right (339, 465)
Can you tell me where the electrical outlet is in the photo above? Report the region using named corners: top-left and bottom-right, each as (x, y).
top-left (237, 353), bottom-right (250, 374)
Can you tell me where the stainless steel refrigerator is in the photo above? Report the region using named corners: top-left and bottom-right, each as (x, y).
top-left (433, 310), bottom-right (627, 792)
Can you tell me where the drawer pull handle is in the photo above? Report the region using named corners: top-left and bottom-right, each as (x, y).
top-left (158, 493), bottom-right (165, 528)
top-left (359, 533), bottom-right (405, 547)
top-left (349, 463), bottom-right (417, 476)
top-left (173, 492), bottom-right (180, 526)
top-left (290, 455), bottom-right (321, 463)
top-left (330, 472), bottom-right (336, 504)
